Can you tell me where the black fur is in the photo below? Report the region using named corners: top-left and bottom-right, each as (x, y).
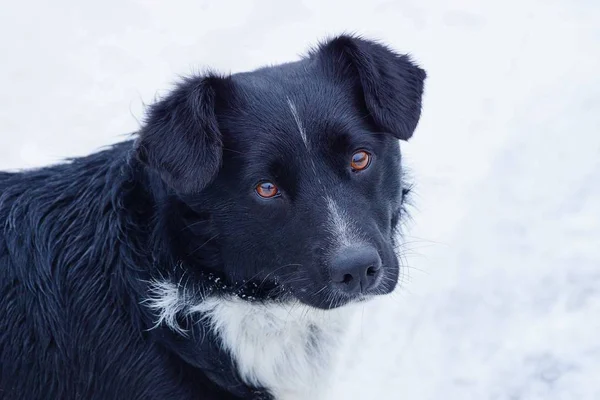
top-left (0, 35), bottom-right (425, 399)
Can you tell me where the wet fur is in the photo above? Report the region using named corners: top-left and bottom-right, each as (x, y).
top-left (0, 35), bottom-right (425, 399)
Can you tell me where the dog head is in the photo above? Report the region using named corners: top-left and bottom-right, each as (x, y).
top-left (137, 35), bottom-right (426, 310)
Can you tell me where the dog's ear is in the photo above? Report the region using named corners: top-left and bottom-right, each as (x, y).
top-left (135, 75), bottom-right (225, 194)
top-left (311, 35), bottom-right (426, 140)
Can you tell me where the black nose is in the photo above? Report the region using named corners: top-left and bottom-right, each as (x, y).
top-left (330, 245), bottom-right (382, 294)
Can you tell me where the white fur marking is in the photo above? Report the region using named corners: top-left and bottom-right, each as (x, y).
top-left (194, 298), bottom-right (353, 399)
top-left (326, 196), bottom-right (362, 247)
top-left (287, 98), bottom-right (309, 148)
top-left (146, 281), bottom-right (355, 399)
top-left (145, 280), bottom-right (188, 335)
top-left (286, 97), bottom-right (325, 186)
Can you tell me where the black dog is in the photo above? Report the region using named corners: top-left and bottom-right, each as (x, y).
top-left (0, 35), bottom-right (425, 400)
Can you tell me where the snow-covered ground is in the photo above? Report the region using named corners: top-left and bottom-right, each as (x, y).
top-left (1, 1), bottom-right (598, 399)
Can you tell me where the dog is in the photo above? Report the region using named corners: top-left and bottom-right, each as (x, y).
top-left (0, 35), bottom-right (425, 400)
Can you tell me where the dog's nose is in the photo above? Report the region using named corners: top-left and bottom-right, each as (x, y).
top-left (330, 245), bottom-right (382, 294)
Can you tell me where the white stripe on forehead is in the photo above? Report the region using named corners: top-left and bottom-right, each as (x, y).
top-left (286, 97), bottom-right (309, 148)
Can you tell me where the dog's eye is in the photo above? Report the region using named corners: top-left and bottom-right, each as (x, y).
top-left (350, 150), bottom-right (371, 171)
top-left (255, 182), bottom-right (280, 198)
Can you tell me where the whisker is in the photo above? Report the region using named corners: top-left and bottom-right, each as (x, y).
top-left (180, 219), bottom-right (209, 231)
top-left (188, 234), bottom-right (219, 255)
top-left (257, 263), bottom-right (302, 290)
top-left (313, 284), bottom-right (329, 296)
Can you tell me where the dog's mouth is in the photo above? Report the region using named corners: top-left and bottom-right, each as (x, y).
top-left (197, 275), bottom-right (387, 310)
top-left (283, 267), bottom-right (399, 310)
top-left (189, 253), bottom-right (399, 310)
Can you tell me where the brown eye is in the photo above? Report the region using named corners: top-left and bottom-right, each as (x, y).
top-left (256, 181), bottom-right (280, 198)
top-left (350, 150), bottom-right (371, 171)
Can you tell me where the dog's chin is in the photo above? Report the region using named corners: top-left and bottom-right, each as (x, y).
top-left (292, 292), bottom-right (374, 310)
top-left (292, 285), bottom-right (394, 311)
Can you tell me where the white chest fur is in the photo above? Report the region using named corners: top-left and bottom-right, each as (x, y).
top-left (191, 297), bottom-right (355, 400)
top-left (146, 281), bottom-right (356, 399)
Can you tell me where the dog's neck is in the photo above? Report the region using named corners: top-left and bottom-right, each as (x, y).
top-left (146, 280), bottom-right (356, 399)
top-left (198, 296), bottom-right (355, 400)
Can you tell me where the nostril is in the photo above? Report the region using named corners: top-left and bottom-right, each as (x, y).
top-left (342, 274), bottom-right (354, 284)
top-left (330, 245), bottom-right (381, 294)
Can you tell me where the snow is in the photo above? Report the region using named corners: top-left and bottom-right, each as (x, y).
top-left (1, 0), bottom-right (599, 399)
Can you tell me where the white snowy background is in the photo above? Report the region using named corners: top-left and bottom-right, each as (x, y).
top-left (1, 1), bottom-right (598, 399)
